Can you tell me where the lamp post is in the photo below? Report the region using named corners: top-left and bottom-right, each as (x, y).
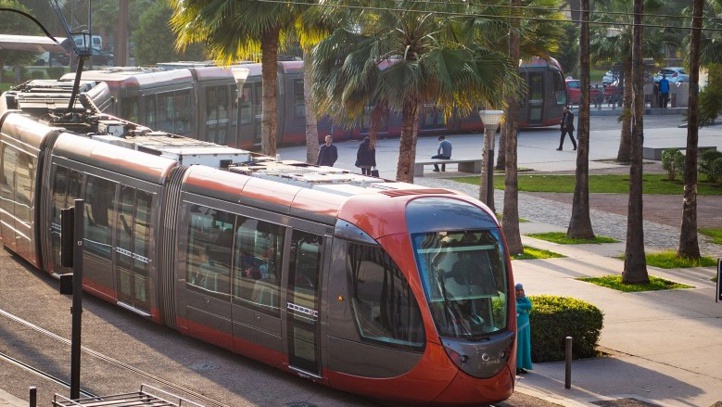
top-left (478, 110), bottom-right (504, 212)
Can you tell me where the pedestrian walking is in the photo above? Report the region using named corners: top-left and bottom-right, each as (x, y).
top-left (316, 135), bottom-right (338, 167)
top-left (659, 74), bottom-right (670, 109)
top-left (515, 283), bottom-right (533, 375)
top-left (432, 135), bottom-right (452, 172)
top-left (355, 137), bottom-right (376, 176)
top-left (557, 106), bottom-right (577, 151)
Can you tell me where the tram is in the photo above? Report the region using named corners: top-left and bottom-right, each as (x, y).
top-left (57, 57), bottom-right (567, 150)
top-left (0, 80), bottom-right (517, 405)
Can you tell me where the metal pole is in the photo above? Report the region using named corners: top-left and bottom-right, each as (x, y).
top-left (70, 199), bottom-right (84, 399)
top-left (29, 386), bottom-right (36, 407)
top-left (487, 129), bottom-right (495, 213)
top-left (564, 336), bottom-right (573, 389)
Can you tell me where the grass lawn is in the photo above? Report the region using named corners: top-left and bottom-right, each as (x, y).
top-left (619, 250), bottom-right (718, 269)
top-left (577, 275), bottom-right (693, 292)
top-left (700, 228), bottom-right (722, 244)
top-left (511, 246), bottom-right (564, 260)
top-left (526, 232), bottom-right (618, 244)
top-left (454, 174), bottom-right (722, 196)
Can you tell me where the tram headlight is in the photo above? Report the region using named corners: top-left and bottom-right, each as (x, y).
top-left (444, 347), bottom-right (470, 365)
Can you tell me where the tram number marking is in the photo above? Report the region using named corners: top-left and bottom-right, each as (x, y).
top-left (115, 247), bottom-right (150, 264)
top-left (287, 302), bottom-right (318, 319)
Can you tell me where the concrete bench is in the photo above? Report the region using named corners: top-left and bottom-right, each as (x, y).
top-left (642, 145), bottom-right (717, 160)
top-left (414, 158), bottom-right (482, 177)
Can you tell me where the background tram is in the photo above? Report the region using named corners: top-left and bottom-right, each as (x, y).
top-left (57, 57), bottom-right (567, 150)
top-left (0, 80), bottom-right (518, 405)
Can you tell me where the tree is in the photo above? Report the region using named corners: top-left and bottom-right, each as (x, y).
top-left (622, 0), bottom-right (648, 285)
top-left (312, 1), bottom-right (520, 183)
top-left (677, 0), bottom-right (704, 259)
top-left (133, 2), bottom-right (206, 66)
top-left (589, 0), bottom-right (666, 164)
top-left (567, 0), bottom-right (594, 240)
top-left (170, 0), bottom-right (304, 157)
top-left (0, 0), bottom-right (42, 79)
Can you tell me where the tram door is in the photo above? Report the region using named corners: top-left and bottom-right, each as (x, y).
top-left (114, 185), bottom-right (152, 313)
top-left (286, 230), bottom-right (323, 376)
top-left (525, 71), bottom-right (545, 126)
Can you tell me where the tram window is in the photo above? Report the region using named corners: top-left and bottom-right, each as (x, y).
top-left (412, 230), bottom-right (508, 339)
top-left (116, 186), bottom-right (151, 305)
top-left (232, 218), bottom-right (283, 314)
top-left (553, 72), bottom-right (567, 105)
top-left (84, 176), bottom-right (116, 259)
top-left (144, 96), bottom-right (156, 128)
top-left (157, 93), bottom-right (174, 133)
top-left (51, 167), bottom-right (82, 270)
top-left (186, 205), bottom-right (232, 296)
top-left (293, 79), bottom-right (304, 118)
top-left (121, 97), bottom-right (140, 123)
top-left (239, 85), bottom-right (251, 125)
top-left (346, 243), bottom-right (425, 349)
top-left (174, 90), bottom-right (192, 135)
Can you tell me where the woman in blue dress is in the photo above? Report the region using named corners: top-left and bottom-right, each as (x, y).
top-left (516, 283), bottom-right (533, 374)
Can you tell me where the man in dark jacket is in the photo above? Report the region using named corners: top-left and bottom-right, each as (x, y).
top-left (556, 106), bottom-right (577, 151)
top-left (317, 135), bottom-right (338, 166)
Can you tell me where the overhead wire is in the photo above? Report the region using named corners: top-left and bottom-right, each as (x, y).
top-left (249, 0), bottom-right (722, 33)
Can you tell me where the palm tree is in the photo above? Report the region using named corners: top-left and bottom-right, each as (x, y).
top-left (622, 0), bottom-right (648, 285)
top-left (589, 0), bottom-right (666, 164)
top-left (567, 0), bottom-right (594, 240)
top-left (677, 0), bottom-right (704, 259)
top-left (312, 1), bottom-right (520, 183)
top-left (169, 0), bottom-right (303, 157)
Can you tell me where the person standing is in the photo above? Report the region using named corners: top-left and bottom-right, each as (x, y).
top-left (355, 137), bottom-right (376, 176)
top-left (316, 135), bottom-right (338, 167)
top-left (515, 283), bottom-right (533, 375)
top-left (557, 106), bottom-right (577, 151)
top-left (659, 74), bottom-right (670, 109)
top-left (432, 135), bottom-right (452, 172)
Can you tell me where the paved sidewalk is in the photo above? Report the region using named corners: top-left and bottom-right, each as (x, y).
top-left (415, 177), bottom-right (722, 407)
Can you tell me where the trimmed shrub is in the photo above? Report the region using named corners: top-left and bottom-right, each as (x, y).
top-left (711, 157), bottom-right (722, 186)
top-left (30, 70), bottom-right (46, 80)
top-left (700, 149), bottom-right (722, 183)
top-left (47, 67), bottom-right (67, 80)
top-left (661, 148), bottom-right (685, 181)
top-left (528, 295), bottom-right (603, 362)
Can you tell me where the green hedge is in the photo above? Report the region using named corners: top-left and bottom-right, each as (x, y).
top-left (528, 295), bottom-right (603, 362)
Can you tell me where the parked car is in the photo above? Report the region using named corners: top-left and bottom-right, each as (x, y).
top-left (34, 51), bottom-right (70, 66)
top-left (601, 70), bottom-right (618, 85)
top-left (654, 67), bottom-right (688, 83)
top-left (566, 78), bottom-right (603, 105)
top-left (72, 48), bottom-right (114, 68)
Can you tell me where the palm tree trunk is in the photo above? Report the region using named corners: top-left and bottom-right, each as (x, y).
top-left (623, 0), bottom-right (649, 284)
top-left (678, 0), bottom-right (703, 258)
top-left (501, 0), bottom-right (523, 255)
top-left (261, 27), bottom-right (280, 157)
top-left (396, 98), bottom-right (420, 183)
top-left (495, 125), bottom-right (506, 170)
top-left (616, 59), bottom-right (633, 163)
top-left (302, 54), bottom-right (320, 164)
top-left (568, 0), bottom-right (595, 239)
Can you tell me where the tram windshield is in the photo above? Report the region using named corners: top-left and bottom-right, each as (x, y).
top-left (412, 229), bottom-right (508, 339)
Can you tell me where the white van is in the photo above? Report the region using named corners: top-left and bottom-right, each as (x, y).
top-left (72, 34), bottom-right (102, 50)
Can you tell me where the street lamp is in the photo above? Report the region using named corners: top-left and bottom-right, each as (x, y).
top-left (478, 110), bottom-right (504, 212)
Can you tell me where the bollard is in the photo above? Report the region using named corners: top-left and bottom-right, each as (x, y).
top-left (565, 336), bottom-right (572, 389)
top-left (29, 386), bottom-right (36, 407)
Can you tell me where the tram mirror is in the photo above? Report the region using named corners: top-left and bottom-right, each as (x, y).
top-left (59, 273), bottom-right (73, 295)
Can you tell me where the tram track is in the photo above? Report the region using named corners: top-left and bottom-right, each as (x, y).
top-left (0, 307), bottom-right (231, 407)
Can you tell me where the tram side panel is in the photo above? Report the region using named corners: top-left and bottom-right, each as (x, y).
top-left (47, 132), bottom-right (177, 321)
top-left (0, 112), bottom-right (60, 268)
